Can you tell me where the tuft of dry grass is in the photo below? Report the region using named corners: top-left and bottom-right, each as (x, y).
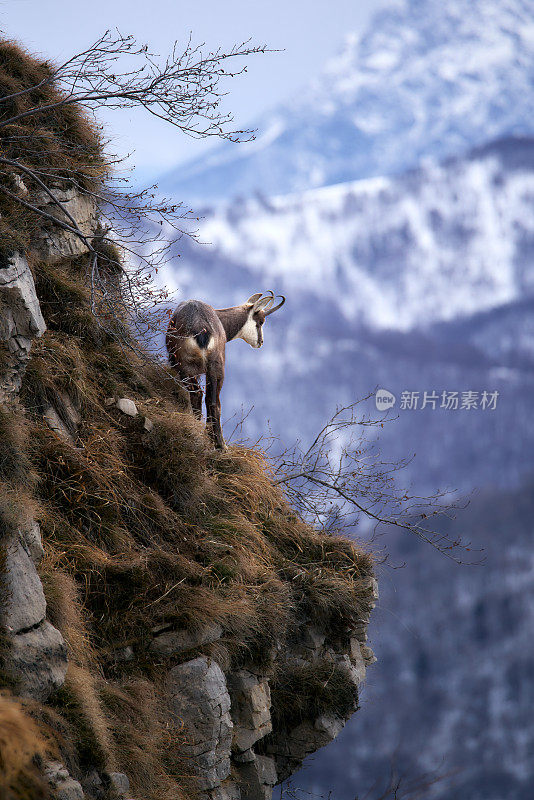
top-left (269, 659), bottom-right (359, 731)
top-left (0, 693), bottom-right (49, 800)
top-left (50, 665), bottom-right (114, 775)
top-left (0, 407), bottom-right (35, 488)
top-left (101, 679), bottom-right (194, 800)
top-left (0, 40), bottom-right (105, 181)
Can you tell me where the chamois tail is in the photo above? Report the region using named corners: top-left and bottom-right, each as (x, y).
top-left (194, 328), bottom-right (211, 349)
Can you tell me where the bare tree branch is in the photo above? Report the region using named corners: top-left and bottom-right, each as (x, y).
top-left (0, 30), bottom-right (270, 353)
top-left (261, 399), bottom-right (475, 563)
top-left (0, 30), bottom-right (270, 139)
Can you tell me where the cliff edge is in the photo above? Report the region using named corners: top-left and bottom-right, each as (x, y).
top-left (0, 41), bottom-right (376, 800)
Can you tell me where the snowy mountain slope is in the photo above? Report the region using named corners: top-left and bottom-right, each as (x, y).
top-left (168, 137), bottom-right (534, 331)
top-left (159, 0), bottom-right (534, 201)
top-left (159, 137), bottom-right (534, 494)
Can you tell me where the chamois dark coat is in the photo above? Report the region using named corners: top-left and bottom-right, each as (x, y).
top-left (166, 292), bottom-right (285, 448)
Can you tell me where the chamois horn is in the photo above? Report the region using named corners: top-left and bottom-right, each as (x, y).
top-left (264, 294), bottom-right (285, 315)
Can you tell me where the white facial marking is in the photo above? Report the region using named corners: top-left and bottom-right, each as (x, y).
top-left (238, 315), bottom-right (261, 348)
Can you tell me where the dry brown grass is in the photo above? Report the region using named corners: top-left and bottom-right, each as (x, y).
top-left (0, 407), bottom-right (35, 488)
top-left (0, 41), bottom-right (104, 171)
top-left (269, 660), bottom-right (359, 730)
top-left (0, 693), bottom-right (49, 800)
top-left (12, 283), bottom-right (374, 797)
top-left (101, 679), bottom-right (195, 800)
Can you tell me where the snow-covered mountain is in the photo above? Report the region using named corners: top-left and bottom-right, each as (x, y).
top-left (163, 136), bottom-right (534, 494)
top-left (173, 137), bottom-right (534, 331)
top-left (159, 0), bottom-right (534, 201)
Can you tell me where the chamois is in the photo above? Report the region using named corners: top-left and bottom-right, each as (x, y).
top-left (166, 291), bottom-right (285, 449)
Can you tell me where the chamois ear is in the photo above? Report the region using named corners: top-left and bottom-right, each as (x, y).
top-left (245, 293), bottom-right (263, 305)
top-left (254, 296), bottom-right (274, 312)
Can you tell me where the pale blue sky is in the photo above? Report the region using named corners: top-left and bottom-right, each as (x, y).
top-left (0, 0), bottom-right (377, 180)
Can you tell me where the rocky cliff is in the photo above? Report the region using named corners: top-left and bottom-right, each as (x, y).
top-left (0, 42), bottom-right (376, 800)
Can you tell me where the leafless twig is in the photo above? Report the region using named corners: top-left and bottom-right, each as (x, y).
top-left (0, 30), bottom-right (270, 351)
top-left (266, 398), bottom-right (474, 563)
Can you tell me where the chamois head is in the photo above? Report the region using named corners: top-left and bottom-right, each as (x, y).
top-left (238, 291), bottom-right (286, 348)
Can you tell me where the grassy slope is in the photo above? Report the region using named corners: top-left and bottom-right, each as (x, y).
top-left (0, 40), bottom-right (375, 800)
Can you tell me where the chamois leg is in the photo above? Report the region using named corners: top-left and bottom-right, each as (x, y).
top-left (175, 371), bottom-right (203, 419)
top-left (187, 376), bottom-right (203, 419)
top-left (205, 366), bottom-right (225, 450)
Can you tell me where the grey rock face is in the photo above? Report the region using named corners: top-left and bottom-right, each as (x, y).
top-left (44, 761), bottom-right (85, 800)
top-left (347, 643), bottom-right (367, 685)
top-left (33, 187), bottom-right (99, 263)
top-left (0, 251), bottom-right (46, 398)
top-left (0, 250), bottom-right (69, 703)
top-left (227, 670), bottom-right (272, 753)
top-left (165, 656), bottom-right (233, 792)
top-left (7, 621), bottom-right (68, 701)
top-left (1, 532), bottom-right (47, 633)
top-left (237, 754), bottom-right (277, 800)
top-left (24, 520), bottom-right (45, 564)
top-left (1, 520), bottom-right (68, 702)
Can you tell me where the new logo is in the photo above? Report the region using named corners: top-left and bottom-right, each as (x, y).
top-left (375, 388), bottom-right (396, 410)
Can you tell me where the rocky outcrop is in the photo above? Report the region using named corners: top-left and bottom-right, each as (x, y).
top-left (1, 520), bottom-right (68, 701)
top-left (166, 656), bottom-right (234, 796)
top-left (33, 186), bottom-right (99, 264)
top-left (0, 251), bottom-right (46, 400)
top-left (0, 208), bottom-right (85, 707)
top-left (228, 670), bottom-right (272, 753)
top-left (0, 191), bottom-right (94, 794)
top-left (151, 576), bottom-right (378, 800)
